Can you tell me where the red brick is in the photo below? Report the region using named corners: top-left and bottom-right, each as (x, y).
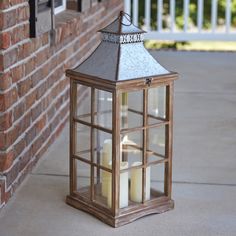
top-left (25, 57), bottom-right (35, 76)
top-left (19, 148), bottom-right (31, 172)
top-left (0, 9), bottom-right (17, 30)
top-left (23, 23), bottom-right (30, 39)
top-left (0, 32), bottom-right (11, 49)
top-left (0, 129), bottom-right (13, 151)
top-left (0, 149), bottom-right (14, 172)
top-left (0, 110), bottom-right (12, 131)
top-left (25, 89), bottom-right (36, 109)
top-left (0, 112), bottom-right (30, 150)
top-left (50, 115), bottom-right (60, 132)
top-left (42, 32), bottom-right (49, 46)
top-left (16, 111), bottom-right (31, 134)
top-left (0, 178), bottom-right (5, 205)
top-left (36, 115), bottom-right (46, 132)
top-left (0, 0), bottom-right (27, 10)
top-left (11, 24), bottom-right (26, 45)
top-left (13, 137), bottom-right (25, 158)
top-left (0, 47), bottom-right (18, 70)
top-left (59, 102), bottom-right (69, 120)
top-left (11, 64), bottom-right (24, 83)
top-left (31, 38), bottom-right (42, 52)
top-left (31, 135), bottom-right (43, 156)
top-left (0, 0), bottom-right (10, 9)
top-left (0, 86), bottom-right (18, 112)
top-left (36, 81), bottom-right (47, 100)
top-left (10, 0), bottom-right (27, 6)
top-left (25, 124), bottom-right (36, 146)
top-left (31, 101), bottom-right (43, 122)
top-left (41, 126), bottom-right (50, 142)
top-left (18, 41), bottom-right (33, 60)
top-left (4, 161), bottom-right (19, 187)
top-left (36, 47), bottom-right (49, 67)
top-left (47, 105), bottom-right (55, 121)
top-left (31, 68), bottom-right (42, 87)
top-left (0, 71), bottom-right (12, 91)
top-left (17, 5), bottom-right (29, 23)
top-left (17, 77), bottom-right (31, 97)
top-left (41, 62), bottom-right (50, 78)
top-left (4, 188), bottom-right (11, 204)
top-left (13, 100), bottom-right (25, 121)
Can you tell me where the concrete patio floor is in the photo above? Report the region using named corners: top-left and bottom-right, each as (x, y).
top-left (1, 51), bottom-right (236, 236)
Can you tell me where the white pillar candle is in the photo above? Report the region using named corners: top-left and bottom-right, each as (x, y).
top-left (130, 162), bottom-right (151, 203)
top-left (119, 162), bottom-right (129, 208)
top-left (101, 139), bottom-right (112, 198)
top-left (107, 161), bottom-right (129, 208)
top-left (101, 151), bottom-right (110, 197)
top-left (146, 166), bottom-right (151, 201)
top-left (107, 162), bottom-right (112, 208)
top-left (102, 139), bottom-right (112, 167)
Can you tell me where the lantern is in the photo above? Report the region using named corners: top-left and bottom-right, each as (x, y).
top-left (66, 11), bottom-right (178, 227)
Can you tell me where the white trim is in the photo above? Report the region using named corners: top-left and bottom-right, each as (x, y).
top-left (126, 0), bottom-right (236, 42)
top-left (54, 0), bottom-right (66, 15)
top-left (145, 31), bottom-right (236, 41)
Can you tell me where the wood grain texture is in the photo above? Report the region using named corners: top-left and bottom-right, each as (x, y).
top-left (66, 195), bottom-right (174, 227)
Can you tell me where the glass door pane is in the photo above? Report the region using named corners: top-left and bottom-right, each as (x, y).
top-left (76, 84), bottom-right (91, 122)
top-left (120, 91), bottom-right (143, 129)
top-left (148, 86), bottom-right (166, 124)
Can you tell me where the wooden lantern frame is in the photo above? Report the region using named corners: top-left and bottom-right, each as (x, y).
top-left (66, 69), bottom-right (178, 227)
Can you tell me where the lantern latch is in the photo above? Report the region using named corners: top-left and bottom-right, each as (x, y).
top-left (145, 78), bottom-right (153, 86)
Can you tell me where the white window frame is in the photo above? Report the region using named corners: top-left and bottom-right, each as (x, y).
top-left (54, 0), bottom-right (66, 14)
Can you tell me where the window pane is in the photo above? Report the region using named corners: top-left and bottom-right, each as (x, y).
top-left (148, 86), bottom-right (166, 124)
top-left (76, 84), bottom-right (91, 122)
top-left (76, 160), bottom-right (90, 199)
top-left (121, 130), bottom-right (143, 168)
top-left (75, 123), bottom-right (90, 161)
top-left (94, 167), bottom-right (112, 209)
top-left (94, 89), bottom-right (112, 129)
top-left (150, 163), bottom-right (165, 199)
top-left (147, 125), bottom-right (166, 161)
top-left (93, 129), bottom-right (112, 169)
top-left (120, 91), bottom-right (143, 129)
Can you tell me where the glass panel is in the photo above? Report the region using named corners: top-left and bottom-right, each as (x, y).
top-left (94, 89), bottom-right (112, 129)
top-left (150, 163), bottom-right (165, 199)
top-left (120, 130), bottom-right (143, 168)
top-left (94, 167), bottom-right (112, 209)
top-left (75, 123), bottom-right (90, 161)
top-left (76, 160), bottom-right (90, 199)
top-left (94, 129), bottom-right (112, 169)
top-left (120, 91), bottom-right (143, 129)
top-left (147, 125), bottom-right (166, 162)
top-left (76, 84), bottom-right (91, 122)
top-left (148, 86), bottom-right (166, 124)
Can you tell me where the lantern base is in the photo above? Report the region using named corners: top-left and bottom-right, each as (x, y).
top-left (66, 195), bottom-right (174, 228)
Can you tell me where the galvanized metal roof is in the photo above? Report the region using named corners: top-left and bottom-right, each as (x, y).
top-left (73, 11), bottom-right (170, 81)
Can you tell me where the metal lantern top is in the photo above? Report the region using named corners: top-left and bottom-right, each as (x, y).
top-left (70, 11), bottom-right (170, 82)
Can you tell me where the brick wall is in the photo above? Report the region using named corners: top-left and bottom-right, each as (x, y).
top-left (0, 0), bottom-right (123, 209)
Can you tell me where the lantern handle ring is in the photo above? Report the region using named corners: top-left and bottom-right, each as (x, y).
top-left (120, 11), bottom-right (132, 26)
